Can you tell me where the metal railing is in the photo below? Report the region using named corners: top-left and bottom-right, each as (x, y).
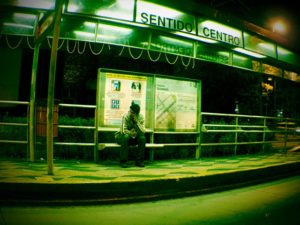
top-left (200, 112), bottom-right (300, 155)
top-left (0, 100), bottom-right (30, 159)
top-left (1, 101), bottom-right (299, 160)
top-left (54, 103), bottom-right (96, 147)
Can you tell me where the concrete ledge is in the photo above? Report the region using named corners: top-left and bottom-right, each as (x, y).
top-left (1, 161), bottom-right (300, 206)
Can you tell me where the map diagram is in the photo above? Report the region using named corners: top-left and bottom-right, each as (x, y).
top-left (155, 93), bottom-right (177, 130)
top-left (155, 77), bottom-right (198, 130)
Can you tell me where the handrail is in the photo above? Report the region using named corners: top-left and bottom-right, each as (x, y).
top-left (0, 100), bottom-right (29, 159)
top-left (59, 103), bottom-right (96, 109)
top-left (200, 112), bottom-right (300, 156)
top-left (1, 101), bottom-right (299, 161)
top-left (0, 100), bottom-right (29, 105)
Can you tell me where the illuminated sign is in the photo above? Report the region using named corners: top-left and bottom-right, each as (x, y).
top-left (139, 12), bottom-right (194, 33)
top-left (150, 33), bottom-right (194, 56)
top-left (136, 0), bottom-right (196, 34)
top-left (198, 19), bottom-right (242, 47)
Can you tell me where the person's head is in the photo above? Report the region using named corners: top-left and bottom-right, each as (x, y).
top-left (130, 102), bottom-right (140, 115)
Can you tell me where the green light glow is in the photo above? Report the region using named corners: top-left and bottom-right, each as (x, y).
top-left (159, 36), bottom-right (193, 48)
top-left (69, 20), bottom-right (96, 40)
top-left (137, 1), bottom-right (183, 18)
top-left (174, 31), bottom-right (218, 44)
top-left (13, 13), bottom-right (36, 21)
top-left (234, 48), bottom-right (266, 59)
top-left (97, 24), bottom-right (133, 42)
top-left (5, 0), bottom-right (55, 9)
top-left (257, 43), bottom-right (276, 52)
top-left (200, 21), bottom-right (240, 37)
top-left (277, 47), bottom-right (293, 56)
top-left (83, 21), bottom-right (96, 28)
top-left (136, 0), bottom-right (196, 34)
top-left (67, 0), bottom-right (134, 21)
top-left (198, 20), bottom-right (242, 46)
top-left (73, 31), bottom-right (95, 38)
top-left (3, 22), bottom-right (33, 29)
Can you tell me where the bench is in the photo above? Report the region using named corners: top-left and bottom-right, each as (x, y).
top-left (96, 127), bottom-right (201, 161)
top-left (98, 143), bottom-right (165, 161)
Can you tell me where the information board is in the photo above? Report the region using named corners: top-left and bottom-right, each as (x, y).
top-left (155, 77), bottom-right (198, 130)
top-left (103, 72), bottom-right (147, 126)
top-left (98, 69), bottom-right (200, 131)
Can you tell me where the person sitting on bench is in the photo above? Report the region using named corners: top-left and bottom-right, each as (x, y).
top-left (115, 102), bottom-right (146, 168)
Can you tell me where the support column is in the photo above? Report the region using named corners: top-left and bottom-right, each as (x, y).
top-left (29, 44), bottom-right (40, 162)
top-left (47, 0), bottom-right (64, 175)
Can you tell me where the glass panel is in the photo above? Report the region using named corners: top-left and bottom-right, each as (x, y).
top-left (262, 63), bottom-right (282, 77)
top-left (233, 53), bottom-right (260, 71)
top-left (150, 32), bottom-right (194, 56)
top-left (97, 22), bottom-right (149, 48)
top-left (0, 12), bottom-right (36, 35)
top-left (155, 77), bottom-right (198, 131)
top-left (284, 70), bottom-right (300, 82)
top-left (244, 32), bottom-right (276, 58)
top-left (198, 18), bottom-right (243, 47)
top-left (60, 17), bottom-right (96, 41)
top-left (0, 0), bottom-right (55, 10)
top-left (67, 0), bottom-right (134, 21)
top-left (136, 0), bottom-right (196, 35)
top-left (196, 42), bottom-right (230, 65)
top-left (277, 46), bottom-right (300, 66)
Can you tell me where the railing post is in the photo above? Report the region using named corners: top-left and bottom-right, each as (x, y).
top-left (234, 115), bottom-right (239, 156)
top-left (149, 132), bottom-right (155, 161)
top-left (262, 117), bottom-right (267, 153)
top-left (94, 107), bottom-right (99, 162)
top-left (29, 44), bottom-right (40, 162)
top-left (284, 118), bottom-right (288, 152)
top-left (195, 81), bottom-right (202, 160)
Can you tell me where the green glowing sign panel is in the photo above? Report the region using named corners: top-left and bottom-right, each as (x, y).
top-left (196, 42), bottom-right (230, 64)
top-left (136, 0), bottom-right (196, 34)
top-left (97, 22), bottom-right (150, 48)
top-left (233, 53), bottom-right (258, 71)
top-left (198, 19), bottom-right (242, 47)
top-left (1, 12), bottom-right (36, 36)
top-left (150, 33), bottom-right (194, 56)
top-left (67, 0), bottom-right (134, 21)
top-left (244, 32), bottom-right (276, 58)
top-left (277, 46), bottom-right (300, 66)
top-left (60, 17), bottom-right (96, 41)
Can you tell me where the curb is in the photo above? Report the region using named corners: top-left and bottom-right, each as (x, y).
top-left (1, 162), bottom-right (300, 206)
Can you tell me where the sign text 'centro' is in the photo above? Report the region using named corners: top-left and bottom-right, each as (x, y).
top-left (202, 27), bottom-right (240, 46)
top-left (140, 12), bottom-right (194, 33)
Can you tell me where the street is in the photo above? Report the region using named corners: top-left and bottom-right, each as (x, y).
top-left (1, 175), bottom-right (300, 225)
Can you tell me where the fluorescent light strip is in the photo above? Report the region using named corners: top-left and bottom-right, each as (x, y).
top-left (234, 47), bottom-right (266, 58)
top-left (3, 22), bottom-right (33, 29)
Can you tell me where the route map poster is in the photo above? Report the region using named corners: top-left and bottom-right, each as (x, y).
top-left (103, 72), bottom-right (147, 126)
top-left (155, 77), bottom-right (198, 130)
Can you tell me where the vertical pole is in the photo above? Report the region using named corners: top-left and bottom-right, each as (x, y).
top-left (149, 76), bottom-right (156, 161)
top-left (29, 44), bottom-right (40, 162)
top-left (47, 0), bottom-right (64, 175)
top-left (234, 115), bottom-right (239, 156)
top-left (284, 118), bottom-right (288, 152)
top-left (195, 81), bottom-right (202, 159)
top-left (262, 117), bottom-right (267, 153)
top-left (94, 69), bottom-right (101, 162)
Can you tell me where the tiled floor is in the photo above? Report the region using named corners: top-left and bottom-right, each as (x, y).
top-left (1, 152), bottom-right (300, 184)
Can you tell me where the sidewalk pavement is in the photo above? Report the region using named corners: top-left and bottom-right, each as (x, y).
top-left (1, 151), bottom-right (300, 205)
